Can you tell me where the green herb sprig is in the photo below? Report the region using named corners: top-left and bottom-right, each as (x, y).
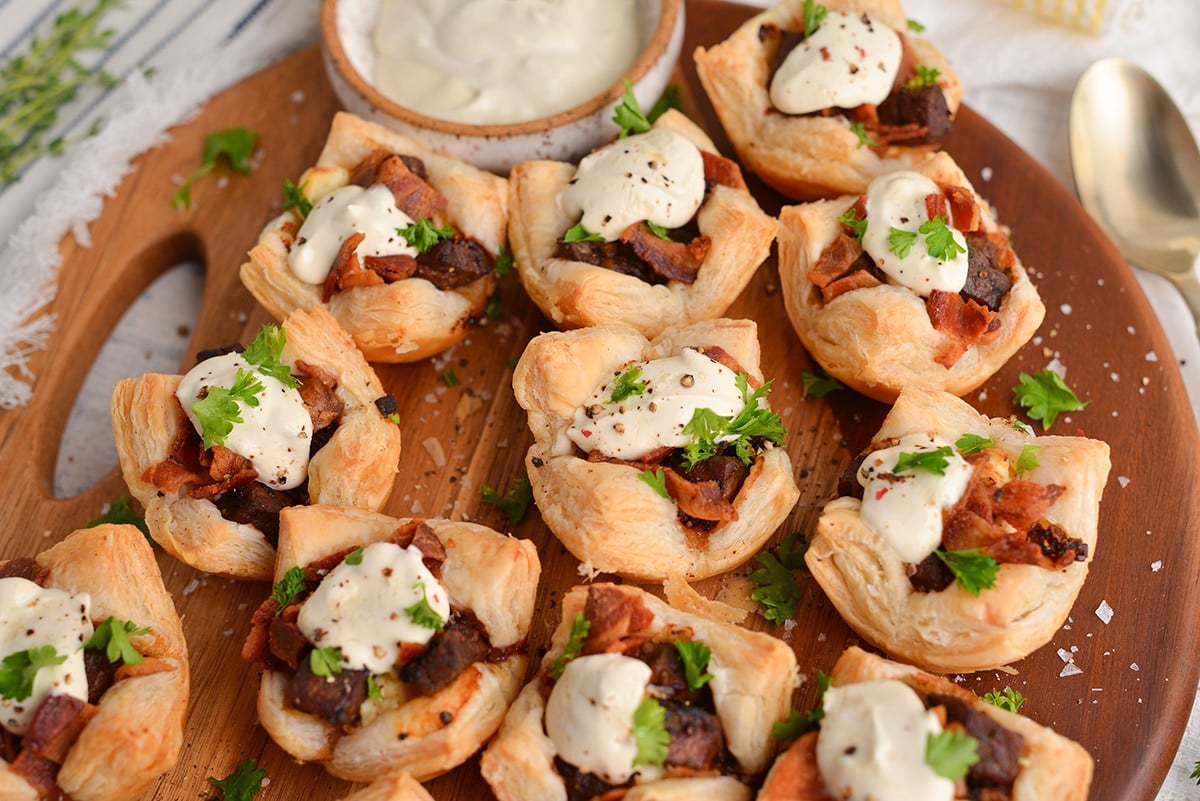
top-left (85, 494), bottom-right (152, 543)
top-left (0, 646), bottom-right (67, 701)
top-left (981, 686), bottom-right (1026, 713)
top-left (750, 534), bottom-right (806, 624)
top-left (173, 126), bottom-right (259, 210)
top-left (802, 0), bottom-right (829, 36)
top-left (610, 365), bottom-right (647, 403)
top-left (801, 369), bottom-right (844, 398)
top-left (549, 612), bottom-right (591, 680)
top-left (398, 219), bottom-right (454, 253)
top-left (954, 433), bottom-right (995, 455)
top-left (1013, 369), bottom-right (1087, 429)
top-left (639, 467), bottom-right (672, 501)
top-left (85, 617), bottom-right (150, 665)
top-left (270, 566), bottom-right (307, 613)
top-left (479, 473), bottom-right (534, 526)
top-left (207, 759), bottom-right (267, 801)
top-left (632, 696), bottom-right (671, 767)
top-left (893, 446), bottom-right (954, 475)
top-left (926, 729), bottom-right (979, 780)
top-left (191, 368), bottom-right (263, 449)
top-left (405, 583), bottom-right (445, 631)
top-left (674, 640), bottom-right (714, 690)
top-left (935, 548), bottom-right (999, 596)
top-left (681, 374), bottom-right (786, 469)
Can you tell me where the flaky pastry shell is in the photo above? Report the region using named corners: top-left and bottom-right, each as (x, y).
top-left (804, 388), bottom-right (1110, 673)
top-left (512, 318), bottom-right (800, 581)
top-left (694, 0), bottom-right (963, 200)
top-left (758, 646), bottom-right (1092, 801)
top-left (507, 109), bottom-right (776, 338)
top-left (257, 505), bottom-right (540, 784)
top-left (111, 306), bottom-right (401, 581)
top-left (0, 525), bottom-right (188, 801)
top-left (240, 111), bottom-right (508, 362)
top-left (334, 773), bottom-right (434, 801)
top-left (480, 582), bottom-right (798, 801)
top-left (777, 152), bottom-right (1045, 402)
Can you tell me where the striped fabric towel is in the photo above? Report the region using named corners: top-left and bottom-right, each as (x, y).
top-left (996, 0), bottom-right (1115, 32)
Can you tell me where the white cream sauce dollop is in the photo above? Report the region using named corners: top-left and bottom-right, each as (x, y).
top-left (769, 11), bottom-right (902, 115)
top-left (558, 127), bottom-right (705, 242)
top-left (857, 433), bottom-right (973, 563)
top-left (176, 352), bottom-right (312, 490)
top-left (0, 578), bottom-right (92, 736)
top-left (289, 183), bottom-right (417, 285)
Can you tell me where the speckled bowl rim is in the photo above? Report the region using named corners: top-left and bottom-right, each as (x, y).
top-left (320, 0), bottom-right (682, 136)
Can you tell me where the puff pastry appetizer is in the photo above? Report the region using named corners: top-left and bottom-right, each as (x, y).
top-left (512, 319), bottom-right (800, 581)
top-left (805, 388), bottom-right (1110, 673)
top-left (241, 505), bottom-right (540, 783)
top-left (0, 525), bottom-right (189, 801)
top-left (481, 582), bottom-right (797, 801)
top-left (335, 773), bottom-right (434, 801)
top-left (111, 307), bottom-right (401, 581)
top-left (694, 0), bottom-right (963, 200)
top-left (777, 152), bottom-right (1044, 402)
top-left (240, 111), bottom-right (509, 362)
top-left (758, 646), bottom-right (1092, 801)
top-left (507, 105), bottom-right (776, 338)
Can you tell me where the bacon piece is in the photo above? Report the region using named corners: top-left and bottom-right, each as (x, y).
top-left (693, 344), bottom-right (749, 378)
top-left (582, 585), bottom-right (654, 655)
top-left (390, 520), bottom-right (448, 578)
top-left (943, 184), bottom-right (981, 232)
top-left (822, 268), bottom-right (884, 301)
top-left (806, 233), bottom-right (864, 289)
top-left (189, 445), bottom-right (257, 499)
top-left (377, 154), bottom-right (448, 221)
top-left (140, 459), bottom-right (204, 493)
top-left (619, 223), bottom-right (709, 284)
top-left (348, 148), bottom-right (392, 187)
top-left (926, 290), bottom-right (999, 367)
top-left (925, 192), bottom-right (949, 223)
top-left (0, 557), bottom-right (49, 583)
top-left (758, 731), bottom-right (833, 801)
top-left (9, 750), bottom-right (59, 797)
top-left (322, 232), bottom-right (379, 301)
top-left (293, 359), bottom-right (343, 431)
top-left (664, 469), bottom-right (738, 523)
top-left (268, 617), bottom-right (308, 671)
top-left (701, 150), bottom-right (747, 190)
top-left (22, 694), bottom-right (97, 763)
top-left (993, 480), bottom-right (1065, 532)
top-left (363, 253), bottom-right (418, 282)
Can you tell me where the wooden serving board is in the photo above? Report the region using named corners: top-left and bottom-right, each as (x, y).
top-left (1, 2), bottom-right (1197, 800)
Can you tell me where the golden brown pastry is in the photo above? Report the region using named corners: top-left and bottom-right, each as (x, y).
top-left (512, 318), bottom-right (800, 581)
top-left (111, 306), bottom-right (401, 581)
top-left (240, 111), bottom-right (509, 362)
top-left (481, 582), bottom-right (798, 801)
top-left (694, 0), bottom-right (963, 200)
top-left (777, 152), bottom-right (1044, 402)
top-left (334, 773), bottom-right (434, 801)
top-left (758, 646), bottom-right (1092, 801)
top-left (805, 388), bottom-right (1110, 673)
top-left (244, 505), bottom-right (540, 784)
top-left (507, 109), bottom-right (776, 338)
top-left (0, 525), bottom-right (189, 801)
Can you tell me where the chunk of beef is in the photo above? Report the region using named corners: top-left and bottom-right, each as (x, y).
top-left (663, 699), bottom-right (724, 772)
top-left (619, 223), bottom-right (709, 284)
top-left (877, 85), bottom-right (952, 144)
top-left (927, 693), bottom-right (1024, 788)
top-left (1028, 521), bottom-right (1088, 565)
top-left (0, 557), bottom-right (48, 583)
top-left (962, 232), bottom-right (1013, 311)
top-left (290, 656), bottom-right (370, 727)
top-left (398, 615), bottom-right (490, 697)
top-left (557, 238), bottom-right (662, 284)
top-left (212, 482), bottom-right (298, 548)
top-left (908, 551), bottom-right (955, 593)
top-left (637, 642), bottom-right (696, 705)
top-left (22, 694), bottom-right (97, 763)
top-left (664, 455), bottom-right (749, 523)
top-left (268, 617), bottom-right (309, 671)
top-left (414, 238), bottom-right (494, 289)
top-left (84, 647), bottom-right (117, 704)
top-left (554, 756), bottom-right (628, 801)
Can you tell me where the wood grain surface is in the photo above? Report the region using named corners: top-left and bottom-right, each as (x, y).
top-left (1, 2), bottom-right (1198, 799)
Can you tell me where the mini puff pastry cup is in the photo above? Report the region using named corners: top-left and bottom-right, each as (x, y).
top-left (694, 0), bottom-right (963, 200)
top-left (777, 153), bottom-right (1045, 403)
top-left (111, 306), bottom-right (402, 581)
top-left (481, 582), bottom-right (798, 801)
top-left (256, 505), bottom-right (540, 783)
top-left (805, 388), bottom-right (1111, 673)
top-left (0, 525), bottom-right (188, 801)
top-left (758, 646), bottom-right (1092, 801)
top-left (512, 318), bottom-right (800, 581)
top-left (240, 111), bottom-right (508, 362)
top-left (507, 109), bottom-right (777, 339)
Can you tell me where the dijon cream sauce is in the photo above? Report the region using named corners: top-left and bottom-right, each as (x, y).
top-left (371, 0), bottom-right (643, 125)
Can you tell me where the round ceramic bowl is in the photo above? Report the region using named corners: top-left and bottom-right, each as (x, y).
top-left (320, 0), bottom-right (686, 175)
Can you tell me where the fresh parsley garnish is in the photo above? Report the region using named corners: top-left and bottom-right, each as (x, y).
top-left (344, 547), bottom-right (364, 566)
top-left (494, 246), bottom-right (514, 276)
top-left (906, 18), bottom-right (927, 32)
top-left (485, 292), bottom-right (504, 320)
top-left (84, 617), bottom-right (150, 665)
top-left (888, 226), bottom-right (918, 258)
top-left (366, 674), bottom-right (383, 700)
top-left (905, 65), bottom-right (942, 90)
top-left (639, 467), bottom-right (672, 501)
top-left (849, 120), bottom-right (878, 149)
top-left (398, 219), bottom-right (454, 253)
top-left (207, 759), bottom-right (267, 801)
top-left (681, 374), bottom-right (786, 470)
top-left (270, 565), bottom-right (307, 612)
top-left (772, 671), bottom-right (831, 741)
top-left (632, 696), bottom-right (671, 767)
top-left (441, 368), bottom-right (461, 387)
top-left (173, 126), bottom-right (259, 210)
top-left (282, 178), bottom-right (312, 218)
top-left (674, 639), bottom-right (714, 690)
top-left (955, 433), bottom-right (995, 455)
top-left (750, 534), bottom-right (805, 624)
top-left (85, 494), bottom-right (151, 542)
top-left (801, 369), bottom-right (843, 398)
top-left (613, 79), bottom-right (653, 137)
top-left (562, 221), bottom-right (605, 243)
top-left (837, 206), bottom-right (867, 242)
top-left (549, 612), bottom-right (591, 680)
top-left (1017, 444), bottom-right (1041, 475)
top-left (893, 446), bottom-right (954, 475)
top-left (191, 368), bottom-right (263, 449)
top-left (935, 548), bottom-right (999, 596)
top-left (405, 583), bottom-right (445, 631)
top-left (610, 365), bottom-right (648, 402)
top-left (1191, 760), bottom-right (1200, 785)
top-left (1013, 369), bottom-right (1087, 429)
top-left (981, 686), bottom-right (1025, 713)
top-left (479, 473), bottom-right (533, 526)
top-left (645, 220), bottom-right (673, 241)
top-left (925, 729), bottom-right (980, 780)
top-left (920, 216), bottom-right (966, 260)
top-left (242, 324), bottom-right (299, 388)
top-left (647, 84), bottom-right (682, 123)
top-left (309, 646), bottom-right (343, 677)
top-left (387, 411), bottom-right (401, 426)
top-left (0, 646), bottom-right (68, 701)
top-left (801, 0), bottom-right (829, 37)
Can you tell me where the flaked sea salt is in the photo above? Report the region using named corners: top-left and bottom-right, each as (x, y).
top-left (1151, 560), bottom-right (1163, 572)
top-left (1130, 663), bottom-right (1140, 672)
top-left (1095, 600), bottom-right (1114, 624)
top-left (1117, 476), bottom-right (1131, 488)
top-left (1145, 350), bottom-right (1158, 362)
top-left (1060, 663), bottom-right (1083, 677)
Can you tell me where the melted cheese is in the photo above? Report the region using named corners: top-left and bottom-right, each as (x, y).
top-left (544, 653), bottom-right (652, 785)
top-left (0, 578), bottom-right (92, 736)
top-left (816, 680), bottom-right (953, 801)
top-left (288, 183), bottom-right (417, 284)
top-left (862, 171), bottom-right (969, 296)
top-left (558, 127), bottom-right (705, 242)
top-left (857, 433), bottom-right (973, 563)
top-left (567, 348), bottom-right (746, 460)
top-left (768, 11), bottom-right (902, 115)
top-left (176, 352), bottom-right (312, 490)
top-left (296, 541), bottom-right (451, 674)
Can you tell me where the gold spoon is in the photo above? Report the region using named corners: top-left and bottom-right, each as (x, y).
top-left (1069, 57), bottom-right (1200, 330)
